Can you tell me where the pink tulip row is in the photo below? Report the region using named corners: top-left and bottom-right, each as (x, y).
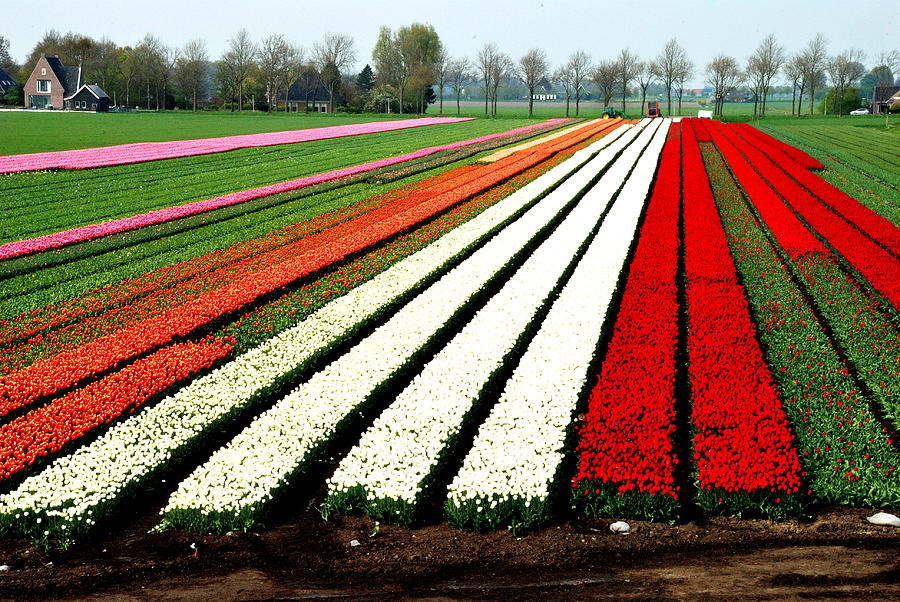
top-left (0, 119), bottom-right (568, 262)
top-left (0, 117), bottom-right (475, 174)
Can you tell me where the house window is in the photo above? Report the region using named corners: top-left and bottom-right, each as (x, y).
top-left (41, 68), bottom-right (46, 76)
top-left (37, 80), bottom-right (50, 93)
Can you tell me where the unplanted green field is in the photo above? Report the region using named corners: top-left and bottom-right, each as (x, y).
top-left (0, 111), bottom-right (444, 155)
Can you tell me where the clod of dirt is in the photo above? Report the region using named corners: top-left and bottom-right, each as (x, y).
top-left (866, 512), bottom-right (900, 527)
top-left (609, 521), bottom-right (631, 534)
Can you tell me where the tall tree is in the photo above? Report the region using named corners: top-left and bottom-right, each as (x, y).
top-left (785, 54), bottom-right (804, 116)
top-left (517, 47), bottom-right (549, 118)
top-left (397, 23), bottom-right (442, 114)
top-left (555, 65), bottom-right (576, 118)
top-left (477, 42), bottom-right (499, 116)
top-left (223, 29), bottom-right (256, 111)
top-left (591, 60), bottom-right (618, 107)
top-left (258, 34), bottom-right (289, 111)
top-left (356, 64), bottom-right (375, 95)
top-left (751, 33), bottom-right (785, 116)
top-left (133, 34), bottom-right (164, 110)
top-left (616, 48), bottom-right (639, 113)
top-left (119, 47), bottom-right (136, 108)
top-left (746, 54), bottom-right (765, 118)
top-left (566, 49), bottom-right (591, 116)
top-left (653, 38), bottom-right (685, 115)
top-left (434, 46), bottom-right (448, 114)
top-left (176, 38), bottom-right (209, 112)
top-left (313, 32), bottom-right (356, 113)
top-left (798, 33), bottom-right (828, 115)
top-left (828, 48), bottom-right (866, 117)
top-left (652, 38), bottom-right (686, 116)
top-left (0, 35), bottom-right (18, 75)
top-left (447, 56), bottom-right (470, 116)
top-left (877, 50), bottom-right (900, 76)
top-left (489, 51), bottom-right (512, 116)
top-left (281, 45), bottom-right (304, 112)
top-left (160, 45), bottom-right (179, 111)
top-left (372, 26), bottom-right (402, 112)
top-left (706, 53), bottom-right (743, 117)
top-left (675, 54), bottom-right (693, 115)
top-left (90, 38), bottom-right (122, 105)
top-left (635, 60), bottom-right (653, 116)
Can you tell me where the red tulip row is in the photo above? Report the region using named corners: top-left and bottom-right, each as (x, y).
top-left (693, 118), bottom-right (711, 142)
top-left (0, 338), bottom-right (232, 484)
top-left (706, 124), bottom-right (827, 260)
top-left (571, 122), bottom-right (682, 520)
top-left (0, 119), bottom-right (624, 419)
top-left (712, 121), bottom-right (900, 313)
top-left (731, 123), bottom-right (900, 257)
top-left (705, 120), bottom-right (900, 446)
top-left (737, 123), bottom-right (824, 170)
top-left (701, 131), bottom-right (900, 507)
top-left (682, 120), bottom-right (805, 515)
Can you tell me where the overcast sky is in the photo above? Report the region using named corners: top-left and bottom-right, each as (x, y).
top-left (5, 0), bottom-right (897, 87)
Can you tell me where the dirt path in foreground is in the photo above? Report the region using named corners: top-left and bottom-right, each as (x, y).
top-left (1, 506), bottom-right (899, 599)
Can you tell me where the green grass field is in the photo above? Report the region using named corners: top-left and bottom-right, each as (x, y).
top-left (0, 111), bottom-right (445, 155)
top-left (0, 99), bottom-right (825, 156)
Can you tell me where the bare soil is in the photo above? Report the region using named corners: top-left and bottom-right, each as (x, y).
top-left (1, 504), bottom-right (899, 600)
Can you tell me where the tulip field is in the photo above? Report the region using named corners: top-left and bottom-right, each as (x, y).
top-left (1, 112), bottom-right (900, 548)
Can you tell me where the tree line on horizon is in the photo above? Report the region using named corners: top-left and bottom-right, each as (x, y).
top-left (0, 30), bottom-right (898, 118)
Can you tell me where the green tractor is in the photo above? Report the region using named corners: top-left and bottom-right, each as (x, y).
top-left (601, 106), bottom-right (626, 119)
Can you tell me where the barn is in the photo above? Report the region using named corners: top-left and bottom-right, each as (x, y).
top-left (65, 84), bottom-right (110, 112)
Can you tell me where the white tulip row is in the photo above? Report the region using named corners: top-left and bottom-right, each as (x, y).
top-left (324, 119), bottom-right (662, 525)
top-left (159, 125), bottom-right (635, 533)
top-left (446, 119), bottom-right (671, 531)
top-left (0, 126), bottom-right (627, 542)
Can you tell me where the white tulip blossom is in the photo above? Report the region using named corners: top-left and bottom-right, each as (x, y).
top-left (160, 126), bottom-right (634, 533)
top-left (0, 125), bottom-right (629, 542)
top-left (325, 120), bottom-right (664, 525)
top-left (447, 120), bottom-right (670, 531)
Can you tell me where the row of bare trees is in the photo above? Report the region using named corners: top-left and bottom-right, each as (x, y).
top-left (8, 28), bottom-right (899, 116)
top-left (711, 34), bottom-right (900, 119)
top-left (423, 39), bottom-right (693, 119)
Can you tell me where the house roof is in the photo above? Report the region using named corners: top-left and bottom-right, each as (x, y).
top-left (0, 67), bottom-right (18, 94)
top-left (43, 56), bottom-right (82, 93)
top-left (286, 79), bottom-right (344, 104)
top-left (64, 83), bottom-right (110, 101)
top-left (874, 85), bottom-right (900, 105)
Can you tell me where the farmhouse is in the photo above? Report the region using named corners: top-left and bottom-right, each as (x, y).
top-left (872, 85), bottom-right (900, 114)
top-left (25, 55), bottom-right (82, 109)
top-left (284, 79), bottom-right (343, 113)
top-left (65, 84), bottom-right (110, 112)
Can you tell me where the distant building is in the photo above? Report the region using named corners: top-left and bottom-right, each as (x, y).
top-left (65, 84), bottom-right (110, 112)
top-left (285, 78), bottom-right (344, 113)
top-left (24, 55), bottom-right (82, 109)
top-left (873, 85), bottom-right (900, 114)
top-left (0, 67), bottom-right (19, 97)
